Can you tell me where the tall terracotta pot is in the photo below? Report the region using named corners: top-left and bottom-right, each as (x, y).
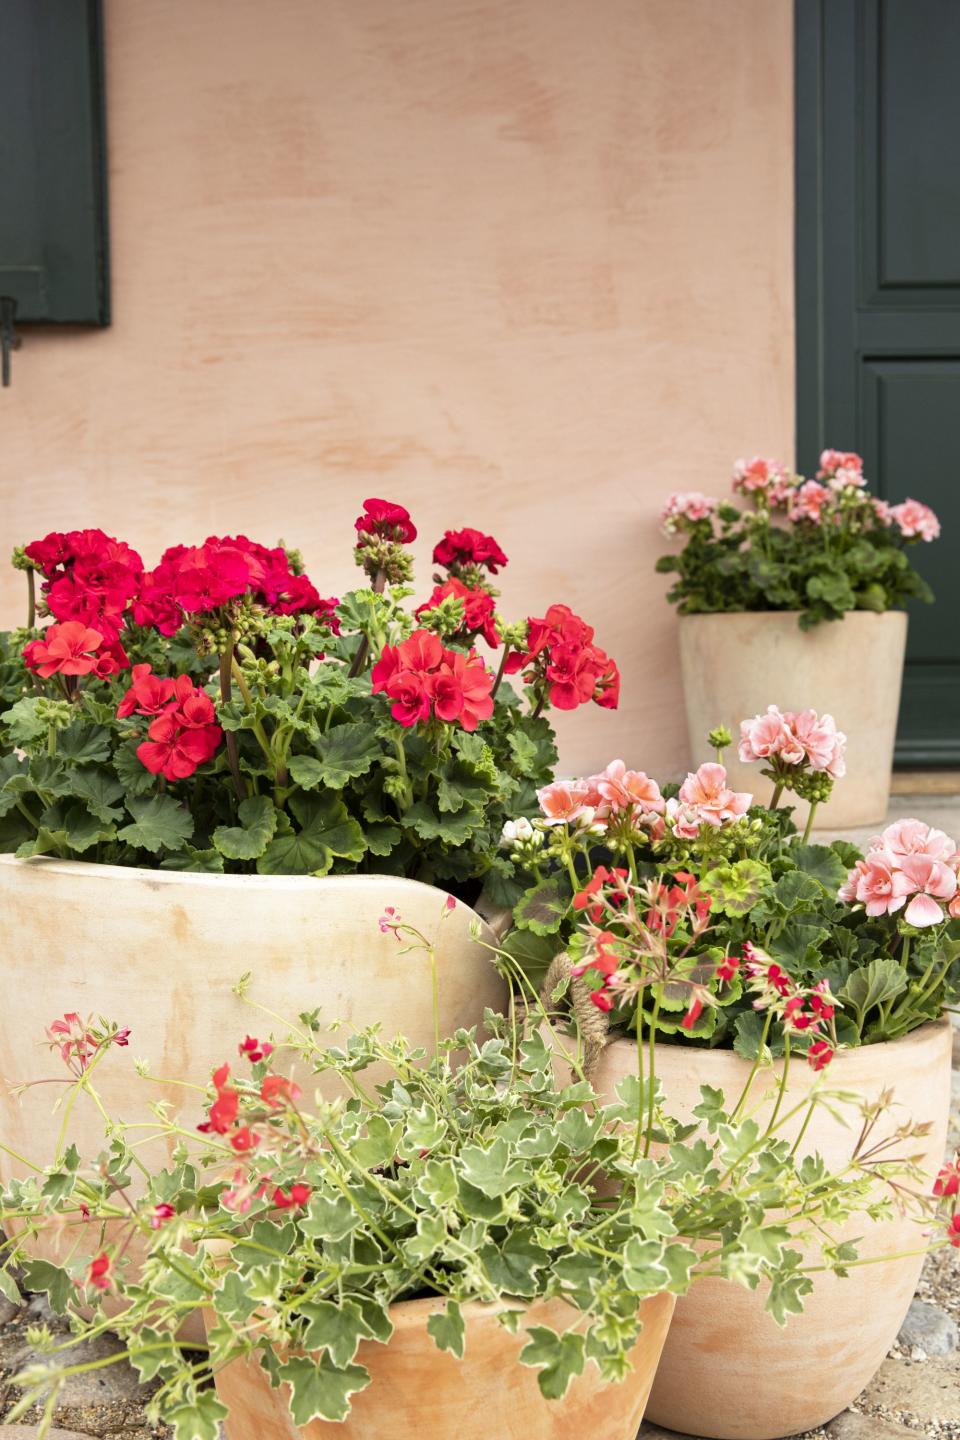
top-left (589, 1018), bottom-right (953, 1440)
top-left (678, 610), bottom-right (908, 828)
top-left (0, 856), bottom-right (505, 1179)
top-left (212, 1291), bottom-right (676, 1440)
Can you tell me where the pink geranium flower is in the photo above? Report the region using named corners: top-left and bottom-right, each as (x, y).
top-left (738, 705), bottom-right (790, 763)
top-left (788, 480), bottom-right (831, 525)
top-left (873, 818), bottom-right (957, 865)
top-left (537, 780), bottom-right (596, 827)
top-left (890, 498), bottom-right (941, 542)
top-left (839, 853), bottom-right (911, 917)
top-left (593, 760), bottom-right (665, 816)
top-left (659, 492), bottom-right (719, 536)
top-left (784, 709), bottom-right (846, 778)
top-left (896, 854), bottom-right (957, 928)
top-left (732, 456), bottom-right (790, 499)
top-left (676, 763), bottom-right (751, 828)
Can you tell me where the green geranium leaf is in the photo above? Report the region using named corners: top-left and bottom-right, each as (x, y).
top-left (113, 740), bottom-right (158, 795)
top-left (160, 846), bottom-right (225, 873)
top-left (19, 1258), bottom-right (73, 1315)
top-left (16, 800), bottom-right (114, 857)
top-left (129, 1327), bottom-right (181, 1383)
top-left (289, 722), bottom-right (382, 790)
top-left (414, 1157), bottom-right (459, 1208)
top-left (56, 721), bottom-right (112, 764)
top-left (519, 1326), bottom-right (586, 1400)
top-left (622, 1236), bottom-right (670, 1293)
top-left (280, 1353), bottom-right (370, 1425)
top-left (166, 1392), bottom-right (229, 1440)
top-left (402, 801), bottom-right (482, 844)
top-left (460, 1136), bottom-right (531, 1197)
top-left (1, 697), bottom-right (47, 745)
top-left (788, 843), bottom-right (849, 895)
top-left (118, 795), bottom-right (194, 854)
top-left (299, 1297), bottom-right (371, 1366)
top-left (427, 1300), bottom-right (466, 1358)
top-left (838, 957), bottom-right (907, 1028)
top-left (213, 795), bottom-right (278, 860)
top-left (258, 791), bottom-right (366, 876)
top-left (0, 1267), bottom-right (21, 1305)
top-left (702, 859), bottom-right (770, 916)
top-left (513, 878), bottom-right (567, 936)
top-left (363, 820), bottom-right (402, 856)
top-left (68, 766), bottom-right (126, 823)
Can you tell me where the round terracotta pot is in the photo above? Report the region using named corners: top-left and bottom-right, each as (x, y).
top-left (210, 1291), bottom-right (677, 1440)
top-left (0, 856), bottom-right (505, 1180)
top-left (678, 610), bottom-right (908, 828)
top-left (588, 1019), bottom-right (953, 1440)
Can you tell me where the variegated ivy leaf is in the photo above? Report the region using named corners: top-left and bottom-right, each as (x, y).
top-left (280, 1353), bottom-right (371, 1426)
top-left (166, 1392), bottom-right (229, 1440)
top-left (426, 1299), bottom-right (465, 1358)
top-left (518, 1326), bottom-right (586, 1400)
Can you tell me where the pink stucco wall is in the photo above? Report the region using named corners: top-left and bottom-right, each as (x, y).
top-left (0, 0), bottom-right (794, 776)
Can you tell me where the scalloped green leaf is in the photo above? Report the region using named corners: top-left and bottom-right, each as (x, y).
top-left (118, 795), bottom-right (194, 854)
top-left (213, 795), bottom-right (278, 860)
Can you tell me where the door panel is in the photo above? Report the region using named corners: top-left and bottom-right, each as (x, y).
top-left (796, 0), bottom-right (960, 763)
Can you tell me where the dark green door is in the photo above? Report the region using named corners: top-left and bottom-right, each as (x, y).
top-left (796, 0), bottom-right (960, 764)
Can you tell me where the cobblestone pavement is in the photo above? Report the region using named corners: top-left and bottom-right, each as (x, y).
top-left (1, 983), bottom-right (957, 1439)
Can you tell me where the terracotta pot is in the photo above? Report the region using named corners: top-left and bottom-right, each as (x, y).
top-left (211, 1291), bottom-right (676, 1440)
top-left (588, 1018), bottom-right (953, 1440)
top-left (0, 857), bottom-right (505, 1178)
top-left (678, 610), bottom-right (908, 828)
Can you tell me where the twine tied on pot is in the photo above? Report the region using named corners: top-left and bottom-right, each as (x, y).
top-left (537, 952), bottom-right (610, 1083)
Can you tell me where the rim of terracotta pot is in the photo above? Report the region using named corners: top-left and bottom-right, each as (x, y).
top-left (598, 1012), bottom-right (950, 1077)
top-left (676, 609), bottom-right (908, 625)
top-left (0, 852), bottom-right (473, 902)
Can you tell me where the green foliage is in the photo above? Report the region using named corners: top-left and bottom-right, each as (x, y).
top-left (657, 480), bottom-right (935, 627)
top-left (0, 1008), bottom-right (902, 1429)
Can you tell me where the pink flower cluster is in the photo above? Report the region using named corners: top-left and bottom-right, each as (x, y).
top-left (839, 819), bottom-right (960, 928)
top-left (787, 479), bottom-right (831, 524)
top-left (666, 763), bottom-right (752, 838)
top-left (538, 760), bottom-right (665, 833)
top-left (659, 491), bottom-right (719, 536)
top-left (732, 456), bottom-right (791, 502)
top-left (816, 449), bottom-right (866, 489)
top-left (117, 664), bottom-right (223, 781)
top-left (889, 498), bottom-right (941, 542)
top-left (739, 705), bottom-right (847, 779)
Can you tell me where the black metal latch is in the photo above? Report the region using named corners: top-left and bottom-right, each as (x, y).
top-left (1, 296), bottom-right (22, 386)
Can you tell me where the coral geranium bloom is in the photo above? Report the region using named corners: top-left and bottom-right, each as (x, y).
top-left (23, 620), bottom-right (104, 677)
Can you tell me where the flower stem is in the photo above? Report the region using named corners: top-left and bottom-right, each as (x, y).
top-left (643, 989), bottom-right (662, 1158)
top-left (26, 567), bottom-right (35, 630)
top-left (490, 643), bottom-right (512, 699)
top-left (769, 781), bottom-right (784, 811)
top-left (347, 568), bottom-right (387, 679)
top-left (730, 1009), bottom-right (773, 1120)
top-left (218, 648), bottom-right (246, 803)
top-left (801, 802), bottom-right (818, 843)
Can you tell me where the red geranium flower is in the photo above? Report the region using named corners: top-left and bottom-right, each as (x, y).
top-left (934, 1157), bottom-right (960, 1199)
top-left (504, 603), bottom-right (619, 713)
top-left (86, 1253), bottom-right (112, 1292)
top-left (149, 1203), bottom-right (176, 1230)
top-left (372, 630), bottom-right (494, 731)
top-left (947, 1213), bottom-right (960, 1248)
top-left (261, 1074), bottom-right (303, 1107)
top-left (273, 1183), bottom-right (312, 1210)
top-left (230, 1126), bottom-right (260, 1153)
top-left (203, 1063), bottom-right (239, 1134)
top-left (415, 578), bottom-right (500, 648)
top-left (716, 956), bottom-right (740, 983)
top-left (806, 1040), bottom-right (834, 1071)
top-left (355, 498), bottom-right (417, 544)
top-left (239, 1035), bottom-right (274, 1064)
top-left (432, 527), bottom-right (508, 574)
top-left (117, 663), bottom-right (177, 718)
top-left (23, 621), bottom-right (106, 678)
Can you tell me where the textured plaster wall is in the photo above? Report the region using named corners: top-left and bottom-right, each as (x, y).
top-left (0, 0), bottom-right (795, 775)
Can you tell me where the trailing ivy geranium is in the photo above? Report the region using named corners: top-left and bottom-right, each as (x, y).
top-left (0, 506), bottom-right (619, 897)
top-left (655, 449), bottom-right (940, 628)
top-left (0, 968), bottom-right (944, 1434)
top-left (499, 707), bottom-right (960, 1055)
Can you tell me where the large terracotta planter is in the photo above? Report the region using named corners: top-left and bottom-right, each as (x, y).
top-left (0, 856), bottom-right (505, 1179)
top-left (678, 610), bottom-right (908, 828)
top-left (588, 1019), bottom-right (953, 1440)
top-left (212, 1291), bottom-right (676, 1440)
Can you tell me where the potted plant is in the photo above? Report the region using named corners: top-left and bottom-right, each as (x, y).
top-left (496, 715), bottom-right (959, 1438)
top-left (655, 451), bottom-right (941, 826)
top-left (0, 507), bottom-right (619, 1178)
top-left (0, 969), bottom-right (938, 1440)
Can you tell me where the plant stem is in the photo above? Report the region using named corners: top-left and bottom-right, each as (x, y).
top-left (347, 569), bottom-right (387, 679)
top-left (801, 803), bottom-right (818, 843)
top-left (218, 648), bottom-right (246, 803)
top-left (643, 989), bottom-right (662, 1158)
top-left (490, 643), bottom-right (512, 699)
top-left (730, 1010), bottom-right (773, 1120)
top-left (631, 1000), bottom-right (645, 1161)
top-left (530, 690), bottom-right (547, 721)
top-left (768, 781), bottom-right (784, 811)
top-left (763, 1035), bottom-right (791, 1139)
top-left (26, 567), bottom-right (35, 629)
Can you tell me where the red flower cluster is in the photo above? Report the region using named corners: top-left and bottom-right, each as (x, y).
top-left (648, 871), bottom-right (711, 939)
top-left (433, 526), bottom-right (508, 575)
top-left (23, 621), bottom-right (128, 681)
top-left (573, 865), bottom-right (628, 922)
top-left (371, 630), bottom-right (495, 731)
top-left (935, 1155), bottom-right (960, 1199)
top-left (239, 1034), bottom-right (273, 1064)
top-left (505, 604), bottom-right (620, 711)
top-left (355, 498), bottom-right (417, 545)
top-left (86, 1252), bottom-right (112, 1292)
top-left (133, 536), bottom-right (339, 632)
top-left (47, 1013), bottom-right (130, 1076)
top-left (26, 529), bottom-right (143, 642)
top-left (415, 577), bottom-right (500, 648)
top-left (740, 947), bottom-right (837, 1070)
top-left (118, 666), bottom-right (223, 782)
